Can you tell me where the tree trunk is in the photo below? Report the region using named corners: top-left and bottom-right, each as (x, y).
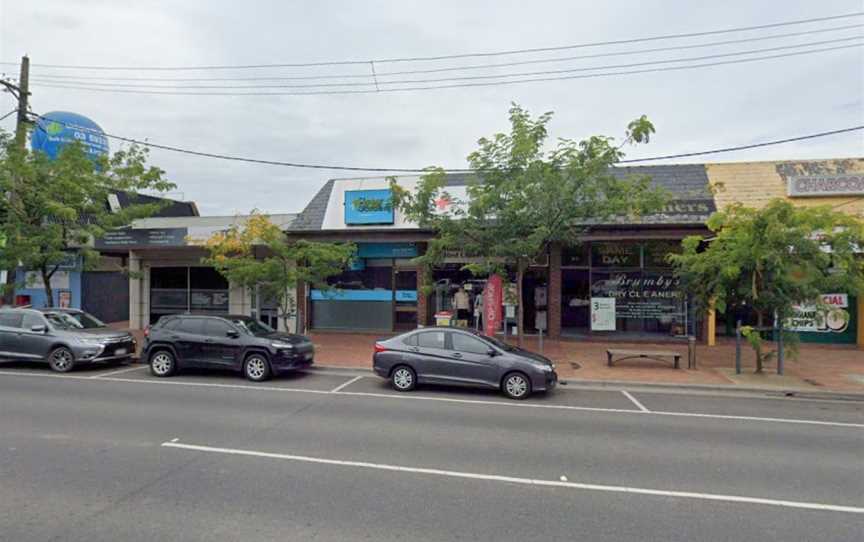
top-left (754, 310), bottom-right (764, 373)
top-left (40, 267), bottom-right (54, 308)
top-left (517, 259), bottom-right (525, 347)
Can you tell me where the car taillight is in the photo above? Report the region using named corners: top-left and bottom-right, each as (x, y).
top-left (143, 326), bottom-right (150, 338)
top-left (374, 343), bottom-right (387, 354)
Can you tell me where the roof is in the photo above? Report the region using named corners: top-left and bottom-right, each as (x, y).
top-left (288, 164), bottom-right (715, 232)
top-left (114, 192), bottom-right (199, 218)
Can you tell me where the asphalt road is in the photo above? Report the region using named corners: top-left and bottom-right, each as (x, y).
top-left (0, 362), bottom-right (862, 542)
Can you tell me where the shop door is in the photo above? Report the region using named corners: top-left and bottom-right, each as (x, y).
top-left (393, 268), bottom-right (418, 331)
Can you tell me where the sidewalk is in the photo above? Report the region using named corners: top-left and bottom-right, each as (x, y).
top-left (308, 332), bottom-right (864, 393)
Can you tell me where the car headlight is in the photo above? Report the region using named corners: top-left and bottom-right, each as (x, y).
top-left (271, 341), bottom-right (294, 349)
top-left (77, 337), bottom-right (106, 346)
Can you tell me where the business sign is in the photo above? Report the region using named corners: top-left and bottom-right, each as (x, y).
top-left (95, 228), bottom-right (188, 250)
top-left (591, 297), bottom-right (616, 331)
top-left (345, 189), bottom-right (394, 225)
top-left (591, 273), bottom-right (684, 320)
top-left (788, 174), bottom-right (864, 197)
top-left (356, 242), bottom-right (417, 258)
top-left (787, 294), bottom-right (850, 333)
top-left (483, 274), bottom-right (503, 336)
top-left (31, 111), bottom-right (109, 161)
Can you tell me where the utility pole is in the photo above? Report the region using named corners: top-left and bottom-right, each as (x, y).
top-left (0, 55), bottom-right (30, 305)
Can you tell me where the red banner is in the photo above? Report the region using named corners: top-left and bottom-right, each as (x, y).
top-left (483, 274), bottom-right (503, 336)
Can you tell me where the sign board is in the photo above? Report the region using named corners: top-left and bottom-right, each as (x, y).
top-left (95, 228), bottom-right (188, 250)
top-left (344, 189), bottom-right (394, 225)
top-left (591, 273), bottom-right (684, 320)
top-left (483, 274), bottom-right (503, 336)
top-left (591, 297), bottom-right (616, 331)
top-left (31, 111), bottom-right (109, 160)
top-left (356, 242), bottom-right (417, 258)
top-left (788, 174), bottom-right (864, 197)
top-left (58, 291), bottom-right (72, 308)
top-left (787, 294), bottom-right (850, 333)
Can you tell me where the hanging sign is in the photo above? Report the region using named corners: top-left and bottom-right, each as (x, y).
top-left (591, 297), bottom-right (616, 331)
top-left (483, 274), bottom-right (503, 336)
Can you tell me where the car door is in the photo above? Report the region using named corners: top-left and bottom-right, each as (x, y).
top-left (446, 332), bottom-right (501, 388)
top-left (16, 312), bottom-right (57, 360)
top-left (201, 319), bottom-right (242, 368)
top-left (172, 318), bottom-right (207, 365)
top-left (0, 311), bottom-right (24, 359)
top-left (414, 330), bottom-right (457, 384)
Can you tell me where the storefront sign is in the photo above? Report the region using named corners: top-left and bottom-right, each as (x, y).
top-left (591, 273), bottom-right (684, 319)
top-left (787, 294), bottom-right (850, 333)
top-left (483, 274), bottom-right (503, 336)
top-left (356, 242), bottom-right (417, 258)
top-left (95, 228), bottom-right (188, 249)
top-left (592, 243), bottom-right (640, 267)
top-left (344, 189), bottom-right (395, 225)
top-left (788, 174), bottom-right (864, 197)
top-left (591, 297), bottom-right (616, 331)
top-left (58, 291), bottom-right (72, 308)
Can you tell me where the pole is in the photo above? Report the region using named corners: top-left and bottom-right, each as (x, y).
top-left (777, 323), bottom-right (785, 376)
top-left (735, 320), bottom-right (742, 375)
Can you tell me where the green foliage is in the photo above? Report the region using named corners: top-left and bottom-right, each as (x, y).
top-left (391, 104), bottom-right (668, 335)
top-left (0, 129), bottom-right (175, 303)
top-left (671, 199), bottom-right (863, 372)
top-left (201, 213), bottom-right (355, 332)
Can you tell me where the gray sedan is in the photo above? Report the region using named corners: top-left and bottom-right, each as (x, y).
top-left (373, 327), bottom-right (557, 399)
top-left (0, 308), bottom-right (136, 372)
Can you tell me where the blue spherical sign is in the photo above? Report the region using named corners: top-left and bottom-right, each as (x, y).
top-left (31, 111), bottom-right (109, 160)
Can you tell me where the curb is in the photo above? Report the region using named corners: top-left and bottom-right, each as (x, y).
top-left (308, 364), bottom-right (864, 402)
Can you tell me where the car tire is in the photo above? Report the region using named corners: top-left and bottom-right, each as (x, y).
top-left (243, 354), bottom-right (271, 382)
top-left (391, 365), bottom-right (416, 392)
top-left (150, 350), bottom-right (176, 377)
top-left (48, 347), bottom-right (75, 373)
top-left (502, 371), bottom-right (532, 400)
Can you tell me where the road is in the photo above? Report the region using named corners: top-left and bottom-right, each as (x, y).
top-left (0, 362), bottom-right (862, 541)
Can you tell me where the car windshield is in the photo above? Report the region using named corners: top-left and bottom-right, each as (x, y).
top-left (477, 333), bottom-right (516, 352)
top-left (231, 317), bottom-right (274, 337)
top-left (65, 311), bottom-right (105, 329)
top-left (44, 312), bottom-right (84, 330)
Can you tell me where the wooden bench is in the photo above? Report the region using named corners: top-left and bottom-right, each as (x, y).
top-left (607, 349), bottom-right (681, 369)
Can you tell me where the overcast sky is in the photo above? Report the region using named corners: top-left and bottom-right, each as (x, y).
top-left (1, 0), bottom-right (862, 216)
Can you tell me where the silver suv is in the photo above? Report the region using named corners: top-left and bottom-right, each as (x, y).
top-left (0, 308), bottom-right (136, 372)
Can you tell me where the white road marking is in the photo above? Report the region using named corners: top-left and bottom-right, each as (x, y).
top-left (329, 375), bottom-right (364, 393)
top-left (170, 438), bottom-right (179, 443)
top-left (89, 365), bottom-right (147, 379)
top-left (0, 370), bottom-right (861, 429)
top-left (161, 440), bottom-right (864, 515)
top-left (621, 390), bottom-right (650, 412)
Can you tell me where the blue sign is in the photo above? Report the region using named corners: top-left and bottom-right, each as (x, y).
top-left (31, 111), bottom-right (109, 161)
top-left (345, 189), bottom-right (394, 225)
top-left (311, 289), bottom-right (417, 302)
top-left (356, 242), bottom-right (417, 258)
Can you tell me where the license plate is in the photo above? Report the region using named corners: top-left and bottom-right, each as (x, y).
top-left (115, 349), bottom-right (127, 356)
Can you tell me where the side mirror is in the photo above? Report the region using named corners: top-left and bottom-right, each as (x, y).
top-left (487, 349), bottom-right (498, 357)
top-left (30, 325), bottom-right (47, 333)
top-left (226, 330), bottom-right (240, 338)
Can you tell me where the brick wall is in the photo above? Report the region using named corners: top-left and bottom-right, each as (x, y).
top-left (548, 244), bottom-right (562, 339)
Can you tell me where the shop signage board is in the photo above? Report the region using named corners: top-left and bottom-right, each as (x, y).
top-left (95, 228), bottom-right (188, 250)
top-left (591, 273), bottom-right (684, 320)
top-left (58, 291), bottom-right (72, 308)
top-left (788, 174), bottom-right (864, 197)
top-left (356, 242), bottom-right (417, 258)
top-left (483, 274), bottom-right (503, 336)
top-left (786, 293), bottom-right (857, 344)
top-left (591, 297), bottom-right (616, 331)
top-left (31, 111), bottom-right (109, 161)
top-left (344, 189), bottom-right (395, 225)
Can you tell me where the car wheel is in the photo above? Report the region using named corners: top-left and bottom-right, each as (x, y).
top-left (150, 350), bottom-right (176, 377)
top-left (502, 371), bottom-right (531, 400)
top-left (48, 347), bottom-right (75, 373)
top-left (244, 354), bottom-right (271, 382)
top-left (391, 365), bottom-right (416, 392)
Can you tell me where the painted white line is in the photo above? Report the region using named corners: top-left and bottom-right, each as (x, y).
top-left (330, 375), bottom-right (364, 393)
top-left (161, 440), bottom-right (864, 515)
top-left (0, 370), bottom-right (861, 429)
top-left (90, 365), bottom-right (147, 379)
top-left (170, 438), bottom-right (179, 443)
top-left (621, 390), bottom-right (650, 413)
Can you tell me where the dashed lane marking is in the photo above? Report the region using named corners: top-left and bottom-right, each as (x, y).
top-left (329, 375), bottom-right (364, 393)
top-left (621, 390), bottom-right (650, 412)
top-left (89, 365), bottom-right (148, 379)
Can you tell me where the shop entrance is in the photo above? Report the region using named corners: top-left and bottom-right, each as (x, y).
top-left (149, 266), bottom-right (229, 324)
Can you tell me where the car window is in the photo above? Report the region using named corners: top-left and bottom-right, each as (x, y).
top-left (67, 311), bottom-right (105, 329)
top-left (451, 333), bottom-right (491, 355)
top-left (44, 312), bottom-right (84, 330)
top-left (231, 317), bottom-right (273, 337)
top-left (22, 313), bottom-right (48, 330)
top-left (159, 318), bottom-right (180, 331)
top-left (176, 319), bottom-right (204, 335)
top-left (417, 331), bottom-right (446, 349)
top-left (204, 319), bottom-right (235, 337)
top-left (402, 333), bottom-right (419, 347)
top-left (0, 312), bottom-right (23, 328)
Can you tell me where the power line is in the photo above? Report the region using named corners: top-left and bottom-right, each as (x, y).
top-left (26, 23), bottom-right (864, 83)
top-left (0, 109), bottom-right (17, 122)
top-left (29, 43), bottom-right (864, 96)
top-left (27, 111), bottom-right (864, 173)
top-left (5, 12), bottom-right (863, 70)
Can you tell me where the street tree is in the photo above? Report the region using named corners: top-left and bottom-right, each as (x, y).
top-left (669, 199), bottom-right (864, 372)
top-left (391, 104), bottom-right (668, 342)
top-left (0, 130), bottom-right (175, 304)
top-left (201, 212), bottom-right (355, 333)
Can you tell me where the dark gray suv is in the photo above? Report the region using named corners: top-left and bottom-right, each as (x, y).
top-left (0, 308), bottom-right (136, 372)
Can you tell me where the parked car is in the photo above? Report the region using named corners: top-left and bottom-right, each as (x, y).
top-left (0, 307), bottom-right (136, 372)
top-left (37, 307), bottom-right (111, 329)
top-left (372, 327), bottom-right (557, 400)
top-left (142, 314), bottom-right (314, 382)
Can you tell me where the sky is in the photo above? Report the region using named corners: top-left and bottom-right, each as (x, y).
top-left (1, 0), bottom-right (862, 216)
